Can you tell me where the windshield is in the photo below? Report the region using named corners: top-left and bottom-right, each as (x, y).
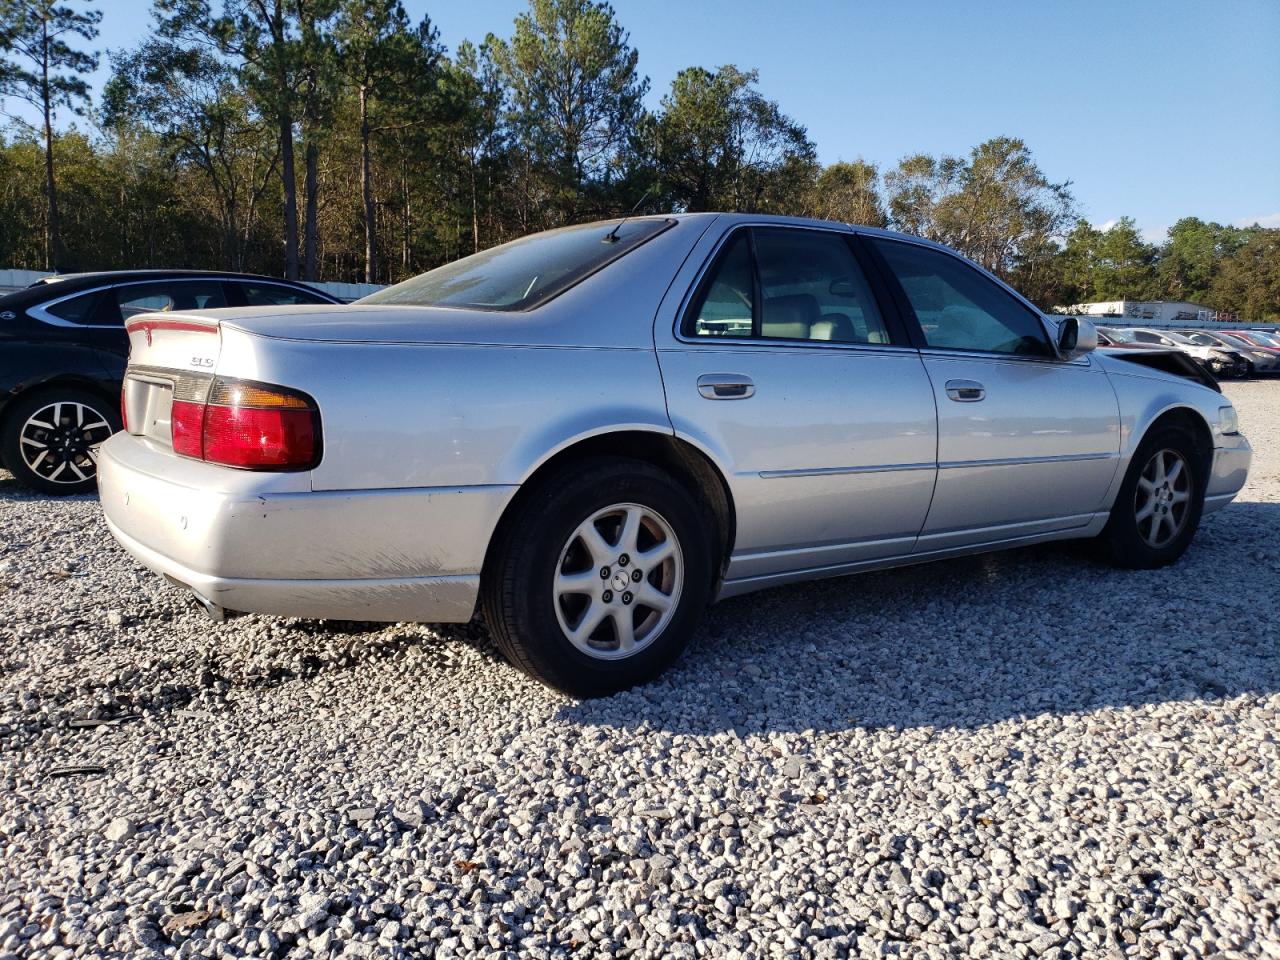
top-left (358, 218), bottom-right (674, 311)
top-left (1182, 332), bottom-right (1218, 346)
top-left (1247, 331), bottom-right (1280, 346)
top-left (1102, 327), bottom-right (1139, 343)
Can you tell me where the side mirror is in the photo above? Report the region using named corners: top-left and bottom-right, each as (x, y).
top-left (1056, 317), bottom-right (1098, 360)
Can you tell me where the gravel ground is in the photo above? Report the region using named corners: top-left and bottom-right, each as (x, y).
top-left (1, 381), bottom-right (1278, 960)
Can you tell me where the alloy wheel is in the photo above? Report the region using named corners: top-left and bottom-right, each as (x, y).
top-left (552, 502), bottom-right (684, 660)
top-left (18, 401), bottom-right (113, 486)
top-left (1134, 448), bottom-right (1191, 548)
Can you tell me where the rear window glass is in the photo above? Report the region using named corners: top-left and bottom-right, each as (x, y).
top-left (359, 219), bottom-right (674, 311)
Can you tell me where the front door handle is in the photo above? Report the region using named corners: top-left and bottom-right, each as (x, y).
top-left (698, 374), bottom-right (755, 400)
top-left (944, 379), bottom-right (986, 402)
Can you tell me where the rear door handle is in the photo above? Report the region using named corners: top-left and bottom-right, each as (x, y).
top-left (944, 379), bottom-right (986, 402)
top-left (698, 374), bottom-right (755, 400)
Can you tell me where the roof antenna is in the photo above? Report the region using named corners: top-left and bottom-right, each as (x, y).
top-left (604, 186), bottom-right (655, 243)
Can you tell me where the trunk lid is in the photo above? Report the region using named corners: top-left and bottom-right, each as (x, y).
top-left (122, 313), bottom-right (221, 449)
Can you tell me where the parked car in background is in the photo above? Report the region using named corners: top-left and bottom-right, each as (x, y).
top-left (0, 271), bottom-right (340, 493)
top-left (98, 215), bottom-right (1251, 695)
top-left (1177, 330), bottom-right (1279, 375)
top-left (1108, 327), bottom-right (1246, 379)
top-left (1225, 329), bottom-right (1280, 357)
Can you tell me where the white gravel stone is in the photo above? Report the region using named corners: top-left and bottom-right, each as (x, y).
top-left (1, 381), bottom-right (1279, 960)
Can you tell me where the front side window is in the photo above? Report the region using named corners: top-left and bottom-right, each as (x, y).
top-left (1133, 330), bottom-right (1163, 344)
top-left (872, 239), bottom-right (1053, 357)
top-left (360, 218), bottom-right (673, 311)
top-left (111, 281), bottom-right (228, 324)
top-left (687, 228), bottom-right (891, 345)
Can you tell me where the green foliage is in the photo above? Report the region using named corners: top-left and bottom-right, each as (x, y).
top-left (0, 0), bottom-right (1277, 321)
top-left (803, 160), bottom-right (886, 227)
top-left (0, 0), bottom-right (100, 118)
top-left (650, 64), bottom-right (816, 214)
top-left (487, 0), bottom-right (647, 222)
top-left (885, 137), bottom-right (1075, 277)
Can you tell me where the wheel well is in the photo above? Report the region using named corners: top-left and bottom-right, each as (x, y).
top-left (1147, 407), bottom-right (1214, 480)
top-left (481, 431), bottom-right (736, 592)
top-left (0, 377), bottom-right (119, 447)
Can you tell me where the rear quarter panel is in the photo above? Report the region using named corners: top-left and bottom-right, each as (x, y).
top-left (215, 329), bottom-right (674, 491)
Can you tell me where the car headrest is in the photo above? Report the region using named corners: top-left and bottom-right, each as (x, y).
top-left (762, 293), bottom-right (820, 339)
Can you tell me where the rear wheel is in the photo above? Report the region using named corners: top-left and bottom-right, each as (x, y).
top-left (482, 458), bottom-right (715, 697)
top-left (1, 388), bottom-right (120, 495)
top-left (1098, 423), bottom-right (1205, 569)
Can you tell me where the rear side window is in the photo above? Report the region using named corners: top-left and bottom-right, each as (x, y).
top-left (360, 218), bottom-right (674, 311)
top-left (43, 292), bottom-right (101, 325)
top-left (690, 233), bottom-right (754, 337)
top-left (111, 281), bottom-right (228, 324)
top-left (687, 228), bottom-right (892, 345)
top-left (872, 239), bottom-right (1053, 357)
top-left (237, 283), bottom-right (330, 306)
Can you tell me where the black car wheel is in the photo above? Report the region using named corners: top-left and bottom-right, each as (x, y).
top-left (1, 388), bottom-right (120, 494)
top-left (1097, 422), bottom-right (1206, 569)
top-left (482, 457), bottom-right (716, 697)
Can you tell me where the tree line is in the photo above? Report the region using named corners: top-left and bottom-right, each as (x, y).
top-left (1, 0), bottom-right (1277, 319)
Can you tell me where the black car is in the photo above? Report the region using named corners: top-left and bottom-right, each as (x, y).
top-left (0, 270), bottom-right (340, 493)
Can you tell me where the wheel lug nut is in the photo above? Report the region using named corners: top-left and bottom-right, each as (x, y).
top-left (599, 567), bottom-right (610, 579)
top-left (618, 554), bottom-right (629, 567)
top-left (602, 590), bottom-right (614, 603)
top-left (621, 592), bottom-right (633, 605)
top-left (631, 569), bottom-right (642, 582)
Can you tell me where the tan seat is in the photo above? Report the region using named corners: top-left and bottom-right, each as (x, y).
top-left (761, 293), bottom-right (820, 340)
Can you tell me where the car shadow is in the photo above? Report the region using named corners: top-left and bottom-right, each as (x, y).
top-left (556, 498), bottom-right (1280, 735)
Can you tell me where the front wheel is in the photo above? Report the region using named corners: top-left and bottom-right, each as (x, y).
top-left (482, 458), bottom-right (715, 697)
top-left (1098, 424), bottom-right (1206, 569)
top-left (1, 388), bottom-right (120, 495)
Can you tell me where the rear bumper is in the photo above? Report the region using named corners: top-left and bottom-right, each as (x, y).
top-left (98, 434), bottom-right (514, 622)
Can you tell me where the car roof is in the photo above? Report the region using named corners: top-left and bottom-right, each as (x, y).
top-left (1, 270), bottom-right (339, 308)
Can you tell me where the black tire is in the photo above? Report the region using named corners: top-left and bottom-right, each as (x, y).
top-left (0, 387), bottom-right (120, 495)
top-left (1098, 422), bottom-right (1206, 569)
top-left (482, 457), bottom-right (716, 697)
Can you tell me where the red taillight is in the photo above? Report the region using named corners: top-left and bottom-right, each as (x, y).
top-left (120, 384), bottom-right (129, 433)
top-left (203, 405), bottom-right (317, 468)
top-left (171, 399), bottom-right (205, 458)
top-left (169, 378), bottom-right (319, 470)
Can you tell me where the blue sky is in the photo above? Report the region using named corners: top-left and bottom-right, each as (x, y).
top-left (17, 0), bottom-right (1280, 241)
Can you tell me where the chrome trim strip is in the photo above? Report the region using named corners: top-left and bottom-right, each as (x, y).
top-left (126, 365), bottom-right (213, 403)
top-left (938, 451), bottom-right (1118, 470)
top-left (759, 461), bottom-right (935, 479)
top-left (718, 512), bottom-right (1110, 599)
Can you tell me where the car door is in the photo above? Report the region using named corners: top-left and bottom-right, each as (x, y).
top-left (655, 223), bottom-right (939, 583)
top-left (864, 235), bottom-right (1121, 552)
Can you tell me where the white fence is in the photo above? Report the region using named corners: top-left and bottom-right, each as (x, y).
top-left (0, 267), bottom-right (384, 301)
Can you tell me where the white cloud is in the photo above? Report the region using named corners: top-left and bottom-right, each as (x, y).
top-left (1234, 212), bottom-right (1280, 229)
top-left (1089, 218), bottom-right (1167, 243)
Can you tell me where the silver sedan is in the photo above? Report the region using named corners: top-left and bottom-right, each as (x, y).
top-left (99, 215), bottom-right (1252, 695)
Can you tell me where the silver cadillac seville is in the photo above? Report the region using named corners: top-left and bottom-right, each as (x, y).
top-left (99, 214), bottom-right (1252, 695)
